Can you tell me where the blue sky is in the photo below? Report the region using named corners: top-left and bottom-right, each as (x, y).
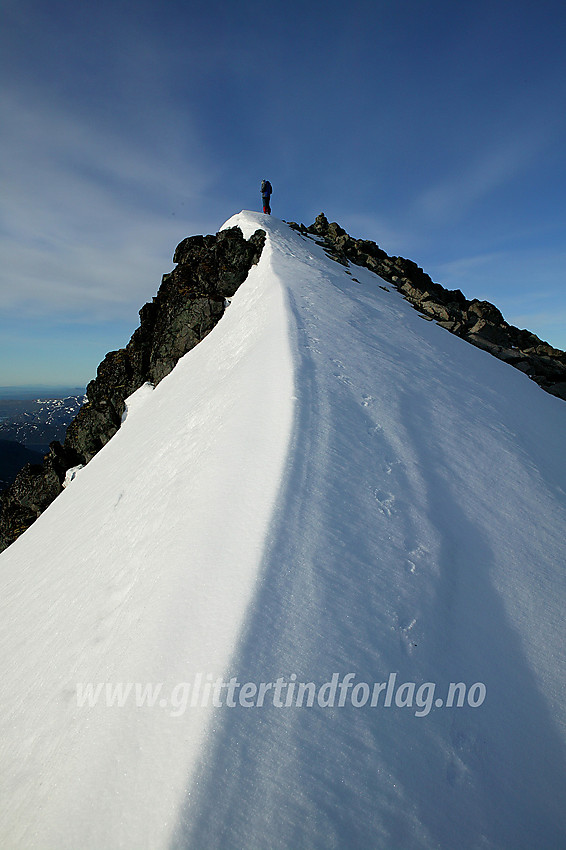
top-left (1, 0), bottom-right (565, 386)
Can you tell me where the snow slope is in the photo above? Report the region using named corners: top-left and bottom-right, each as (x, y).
top-left (1, 211), bottom-right (566, 849)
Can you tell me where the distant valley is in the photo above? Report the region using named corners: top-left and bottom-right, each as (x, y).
top-left (0, 390), bottom-right (85, 488)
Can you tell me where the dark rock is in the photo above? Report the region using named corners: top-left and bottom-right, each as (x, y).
top-left (0, 225), bottom-right (266, 552)
top-left (327, 221), bottom-right (347, 240)
top-left (0, 440), bottom-right (80, 550)
top-left (420, 301), bottom-right (451, 322)
top-left (307, 213), bottom-right (330, 236)
top-left (436, 320), bottom-right (461, 332)
top-left (547, 382), bottom-right (566, 401)
top-left (465, 319), bottom-right (511, 346)
top-left (310, 212), bottom-right (566, 403)
top-left (467, 299), bottom-right (505, 324)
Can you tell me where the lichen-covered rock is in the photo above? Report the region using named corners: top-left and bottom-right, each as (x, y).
top-left (0, 225), bottom-right (265, 552)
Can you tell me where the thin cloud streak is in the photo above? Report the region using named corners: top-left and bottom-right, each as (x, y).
top-left (1, 0), bottom-right (566, 383)
top-left (430, 248), bottom-right (566, 349)
top-left (413, 128), bottom-right (551, 225)
top-left (0, 91), bottom-right (219, 319)
top-left (507, 309), bottom-right (566, 334)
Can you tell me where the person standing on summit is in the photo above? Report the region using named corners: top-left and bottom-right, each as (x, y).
top-left (261, 179), bottom-right (272, 214)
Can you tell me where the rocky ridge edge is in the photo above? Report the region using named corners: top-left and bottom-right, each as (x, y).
top-left (0, 226), bottom-right (265, 553)
top-left (290, 213), bottom-right (566, 402)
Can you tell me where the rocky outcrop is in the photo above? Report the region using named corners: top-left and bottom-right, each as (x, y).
top-left (290, 213), bottom-right (566, 402)
top-left (0, 225), bottom-right (265, 552)
top-left (3, 211), bottom-right (563, 553)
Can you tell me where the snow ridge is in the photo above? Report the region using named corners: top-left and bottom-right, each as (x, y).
top-left (186, 213), bottom-right (566, 849)
top-left (1, 211), bottom-right (566, 849)
top-left (0, 215), bottom-right (293, 850)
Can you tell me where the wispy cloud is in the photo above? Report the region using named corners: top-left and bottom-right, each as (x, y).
top-left (432, 251), bottom-right (510, 286)
top-left (0, 90), bottom-right (219, 320)
top-left (413, 128), bottom-right (550, 225)
top-left (507, 309), bottom-right (566, 331)
top-left (332, 212), bottom-right (421, 256)
top-left (429, 247), bottom-right (566, 350)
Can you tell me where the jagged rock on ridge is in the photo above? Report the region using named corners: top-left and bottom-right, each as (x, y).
top-left (289, 214), bottom-right (566, 403)
top-left (0, 226), bottom-right (265, 553)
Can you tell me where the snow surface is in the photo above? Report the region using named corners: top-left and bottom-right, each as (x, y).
top-left (1, 211), bottom-right (566, 849)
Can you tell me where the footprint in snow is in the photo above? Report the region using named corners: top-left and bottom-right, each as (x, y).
top-left (404, 544), bottom-right (429, 575)
top-left (397, 615), bottom-right (418, 655)
top-left (373, 488), bottom-right (395, 516)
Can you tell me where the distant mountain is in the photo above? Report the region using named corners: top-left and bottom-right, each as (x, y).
top-left (0, 225), bottom-right (263, 552)
top-left (0, 440), bottom-right (43, 490)
top-left (0, 386), bottom-right (85, 400)
top-left (0, 394), bottom-right (86, 452)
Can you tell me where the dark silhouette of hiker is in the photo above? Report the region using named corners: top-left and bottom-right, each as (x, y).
top-left (261, 179), bottom-right (272, 214)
